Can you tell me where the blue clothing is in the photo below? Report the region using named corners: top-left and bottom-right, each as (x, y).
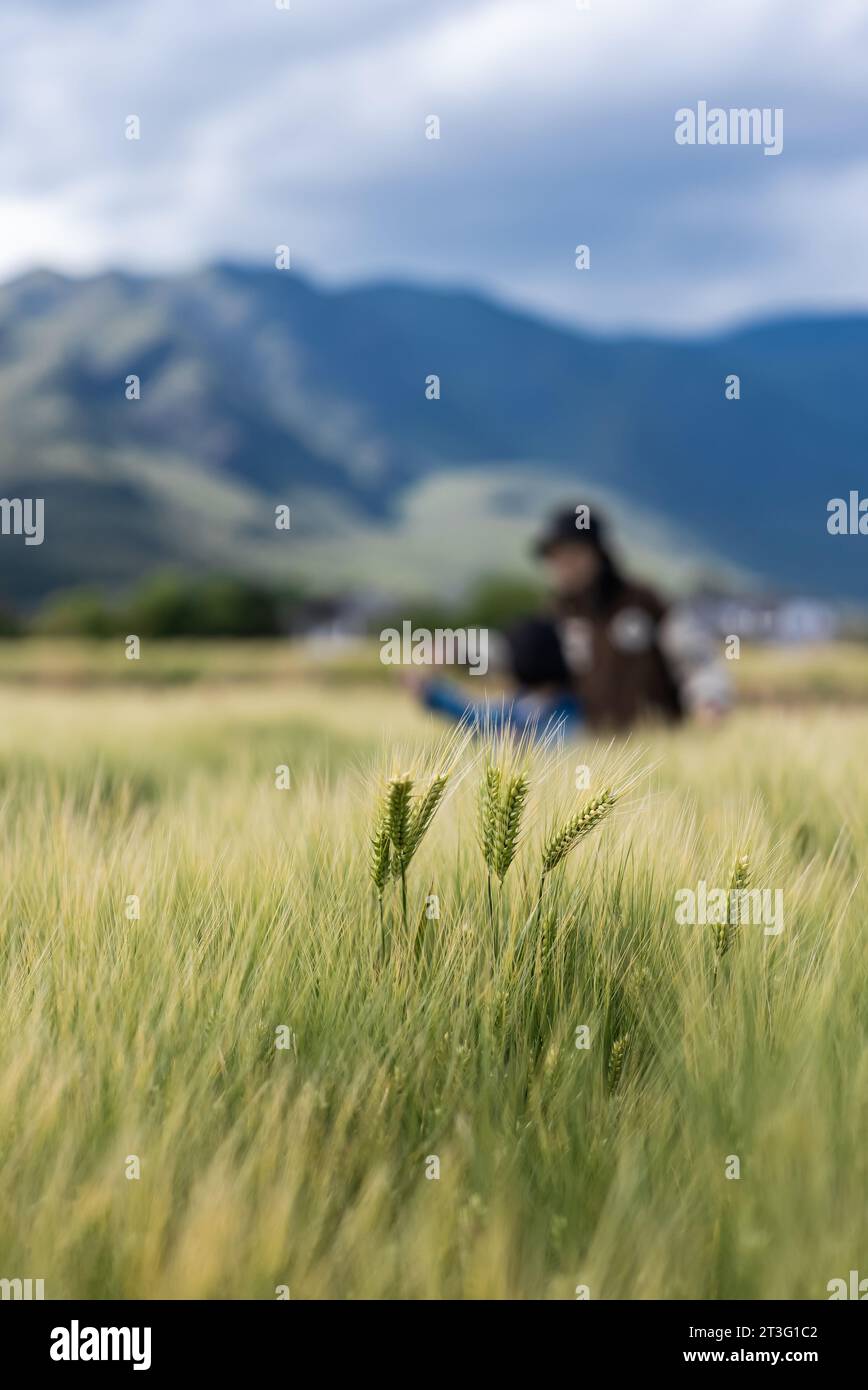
top-left (422, 679), bottom-right (582, 739)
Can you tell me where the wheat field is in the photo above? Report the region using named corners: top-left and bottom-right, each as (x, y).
top-left (0, 658), bottom-right (866, 1300)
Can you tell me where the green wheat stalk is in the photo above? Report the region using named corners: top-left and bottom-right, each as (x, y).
top-left (402, 773), bottom-right (449, 870)
top-left (607, 1034), bottom-right (630, 1094)
top-left (540, 787), bottom-right (617, 877)
top-left (369, 823), bottom-right (392, 896)
top-left (715, 850), bottom-right (750, 959)
top-left (385, 775), bottom-right (413, 930)
top-left (377, 772), bottom-right (450, 934)
top-left (370, 823), bottom-right (390, 937)
top-left (478, 765), bottom-right (502, 877)
top-left (369, 793), bottom-right (393, 958)
top-left (494, 773), bottom-right (530, 883)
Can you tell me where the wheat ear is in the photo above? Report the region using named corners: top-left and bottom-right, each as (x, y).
top-left (716, 851), bottom-right (750, 958)
top-left (478, 765), bottom-right (502, 875)
top-left (384, 775), bottom-right (414, 929)
top-left (495, 773), bottom-right (529, 883)
top-left (369, 824), bottom-right (391, 897)
top-left (541, 788), bottom-right (617, 875)
top-left (607, 1034), bottom-right (630, 1094)
top-left (400, 773), bottom-right (449, 871)
top-left (385, 775), bottom-right (413, 860)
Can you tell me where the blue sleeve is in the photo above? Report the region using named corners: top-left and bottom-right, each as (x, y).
top-left (422, 679), bottom-right (492, 729)
top-left (421, 681), bottom-right (580, 737)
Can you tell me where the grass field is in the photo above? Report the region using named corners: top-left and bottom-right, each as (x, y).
top-left (0, 643), bottom-right (866, 1300)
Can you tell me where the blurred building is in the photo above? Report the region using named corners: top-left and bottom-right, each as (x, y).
top-left (684, 592), bottom-right (838, 644)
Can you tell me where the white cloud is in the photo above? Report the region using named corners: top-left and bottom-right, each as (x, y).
top-left (0, 0), bottom-right (867, 329)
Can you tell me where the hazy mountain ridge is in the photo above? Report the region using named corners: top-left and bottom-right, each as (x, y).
top-left (0, 264), bottom-right (864, 606)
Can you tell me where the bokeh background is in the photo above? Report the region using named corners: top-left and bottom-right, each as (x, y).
top-left (0, 0), bottom-right (866, 679)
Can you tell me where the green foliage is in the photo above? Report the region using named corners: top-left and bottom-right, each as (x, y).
top-left (458, 573), bottom-right (544, 631)
top-left (31, 572), bottom-right (283, 639)
top-left (0, 606), bottom-right (23, 638)
top-left (33, 588), bottom-right (122, 638)
top-left (371, 574), bottom-right (545, 649)
top-left (127, 573), bottom-right (281, 638)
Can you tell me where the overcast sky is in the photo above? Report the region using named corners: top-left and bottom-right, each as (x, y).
top-left (2, 0), bottom-right (867, 332)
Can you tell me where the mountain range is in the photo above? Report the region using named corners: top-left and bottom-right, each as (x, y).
top-left (0, 263), bottom-right (865, 608)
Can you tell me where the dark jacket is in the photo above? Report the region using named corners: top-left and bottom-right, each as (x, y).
top-left (553, 578), bottom-right (682, 730)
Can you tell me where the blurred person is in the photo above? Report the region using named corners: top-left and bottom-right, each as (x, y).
top-left (534, 506), bottom-right (729, 729)
top-left (408, 504), bottom-right (729, 736)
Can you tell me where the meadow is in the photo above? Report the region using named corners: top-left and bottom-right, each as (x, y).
top-left (0, 641), bottom-right (866, 1300)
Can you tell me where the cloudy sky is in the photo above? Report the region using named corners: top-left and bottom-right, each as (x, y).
top-left (2, 0), bottom-right (867, 332)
